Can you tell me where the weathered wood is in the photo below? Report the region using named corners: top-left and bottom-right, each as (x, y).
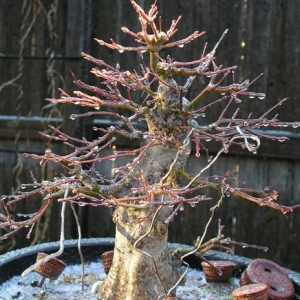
top-left (0, 0), bottom-right (85, 252)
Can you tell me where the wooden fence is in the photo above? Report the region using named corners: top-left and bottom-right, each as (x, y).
top-left (0, 0), bottom-right (300, 271)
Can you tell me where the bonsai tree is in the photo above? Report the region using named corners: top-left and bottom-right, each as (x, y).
top-left (1, 1), bottom-right (300, 299)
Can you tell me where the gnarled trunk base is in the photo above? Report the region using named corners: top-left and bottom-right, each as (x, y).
top-left (98, 206), bottom-right (181, 299)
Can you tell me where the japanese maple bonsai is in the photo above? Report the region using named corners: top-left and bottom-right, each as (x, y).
top-left (1, 1), bottom-right (300, 299)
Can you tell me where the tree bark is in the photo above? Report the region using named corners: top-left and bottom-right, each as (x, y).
top-left (98, 79), bottom-right (191, 299)
top-left (98, 205), bottom-right (180, 299)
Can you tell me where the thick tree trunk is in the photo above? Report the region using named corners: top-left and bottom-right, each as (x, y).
top-left (98, 205), bottom-right (180, 299)
top-left (98, 144), bottom-right (189, 299)
top-left (98, 80), bottom-right (191, 299)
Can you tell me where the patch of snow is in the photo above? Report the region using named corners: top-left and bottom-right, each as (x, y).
top-left (0, 260), bottom-right (239, 300)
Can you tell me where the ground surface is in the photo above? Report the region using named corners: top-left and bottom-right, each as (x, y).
top-left (0, 260), bottom-right (238, 300)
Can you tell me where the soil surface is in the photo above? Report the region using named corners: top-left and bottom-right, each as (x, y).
top-left (0, 259), bottom-right (239, 300)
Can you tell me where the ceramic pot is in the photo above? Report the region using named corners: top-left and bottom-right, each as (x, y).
top-left (35, 252), bottom-right (67, 280)
top-left (101, 250), bottom-right (114, 274)
top-left (240, 258), bottom-right (295, 300)
top-left (232, 283), bottom-right (268, 300)
top-left (201, 260), bottom-right (236, 283)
